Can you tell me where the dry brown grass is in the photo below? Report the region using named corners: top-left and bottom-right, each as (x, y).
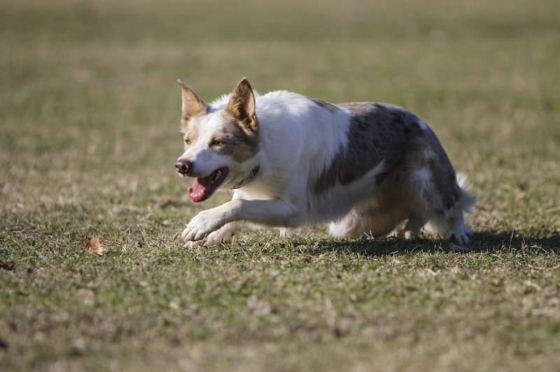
top-left (1, 0), bottom-right (559, 371)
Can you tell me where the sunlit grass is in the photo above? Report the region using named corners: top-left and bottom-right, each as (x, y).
top-left (1, 0), bottom-right (559, 371)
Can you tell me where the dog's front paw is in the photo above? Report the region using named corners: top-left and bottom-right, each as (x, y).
top-left (181, 210), bottom-right (225, 242)
top-left (185, 240), bottom-right (205, 249)
top-left (183, 223), bottom-right (235, 248)
top-left (205, 223), bottom-right (236, 246)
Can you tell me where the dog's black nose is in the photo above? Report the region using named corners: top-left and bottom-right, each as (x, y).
top-left (175, 160), bottom-right (192, 176)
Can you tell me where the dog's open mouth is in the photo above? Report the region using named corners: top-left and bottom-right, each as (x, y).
top-left (188, 167), bottom-right (229, 203)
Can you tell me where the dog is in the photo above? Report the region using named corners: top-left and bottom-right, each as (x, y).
top-left (175, 78), bottom-right (475, 249)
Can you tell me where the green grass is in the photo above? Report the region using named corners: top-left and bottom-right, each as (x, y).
top-left (1, 0), bottom-right (560, 371)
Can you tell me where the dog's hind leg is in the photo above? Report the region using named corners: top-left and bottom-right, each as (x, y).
top-left (328, 209), bottom-right (366, 239)
top-left (403, 143), bottom-right (475, 249)
top-left (328, 201), bottom-right (404, 239)
top-left (396, 215), bottom-right (426, 240)
top-left (423, 185), bottom-right (474, 249)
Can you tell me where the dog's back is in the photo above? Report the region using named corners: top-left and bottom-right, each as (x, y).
top-left (308, 102), bottom-right (475, 246)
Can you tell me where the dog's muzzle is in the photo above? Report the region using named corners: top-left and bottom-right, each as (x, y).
top-left (175, 159), bottom-right (192, 177)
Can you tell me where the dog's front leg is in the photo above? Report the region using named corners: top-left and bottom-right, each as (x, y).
top-left (182, 199), bottom-right (303, 242)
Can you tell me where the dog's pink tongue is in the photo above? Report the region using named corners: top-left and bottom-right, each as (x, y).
top-left (188, 178), bottom-right (209, 203)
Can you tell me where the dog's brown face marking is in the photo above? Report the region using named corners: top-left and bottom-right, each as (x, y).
top-left (183, 126), bottom-right (199, 146)
top-left (311, 98), bottom-right (338, 113)
top-left (314, 103), bottom-right (426, 193)
top-left (212, 111), bottom-right (259, 163)
top-left (181, 112), bottom-right (206, 132)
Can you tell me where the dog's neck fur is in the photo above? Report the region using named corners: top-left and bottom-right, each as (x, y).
top-left (212, 90), bottom-right (351, 194)
top-left (232, 164), bottom-right (260, 189)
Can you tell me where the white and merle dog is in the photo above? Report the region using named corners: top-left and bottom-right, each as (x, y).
top-left (175, 78), bottom-right (475, 249)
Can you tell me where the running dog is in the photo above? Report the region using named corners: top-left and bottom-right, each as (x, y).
top-left (175, 78), bottom-right (475, 249)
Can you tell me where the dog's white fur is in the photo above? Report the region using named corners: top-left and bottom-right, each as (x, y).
top-left (176, 78), bottom-right (475, 249)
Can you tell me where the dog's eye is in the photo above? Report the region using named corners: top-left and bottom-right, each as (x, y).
top-left (185, 139), bottom-right (192, 145)
top-left (210, 139), bottom-right (224, 147)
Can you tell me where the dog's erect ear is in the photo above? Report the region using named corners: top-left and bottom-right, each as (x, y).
top-left (226, 77), bottom-right (258, 133)
top-left (177, 79), bottom-right (207, 120)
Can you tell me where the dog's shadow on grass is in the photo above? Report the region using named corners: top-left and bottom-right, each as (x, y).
top-left (299, 231), bottom-right (560, 257)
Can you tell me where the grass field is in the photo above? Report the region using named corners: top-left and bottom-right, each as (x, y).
top-left (1, 0), bottom-right (560, 371)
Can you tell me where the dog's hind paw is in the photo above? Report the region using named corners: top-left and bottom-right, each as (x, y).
top-left (449, 232), bottom-right (469, 245)
top-left (449, 243), bottom-right (470, 252)
top-left (448, 232), bottom-right (470, 252)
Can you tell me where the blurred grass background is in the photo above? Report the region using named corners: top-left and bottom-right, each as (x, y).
top-left (1, 0), bottom-right (560, 371)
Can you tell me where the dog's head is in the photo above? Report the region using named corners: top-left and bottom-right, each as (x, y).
top-left (175, 78), bottom-right (260, 203)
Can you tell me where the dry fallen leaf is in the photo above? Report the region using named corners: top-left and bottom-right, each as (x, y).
top-left (84, 236), bottom-right (106, 256)
top-left (0, 260), bottom-right (17, 271)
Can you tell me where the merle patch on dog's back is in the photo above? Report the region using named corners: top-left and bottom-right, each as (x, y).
top-left (311, 98), bottom-right (338, 113)
top-left (314, 102), bottom-right (425, 193)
